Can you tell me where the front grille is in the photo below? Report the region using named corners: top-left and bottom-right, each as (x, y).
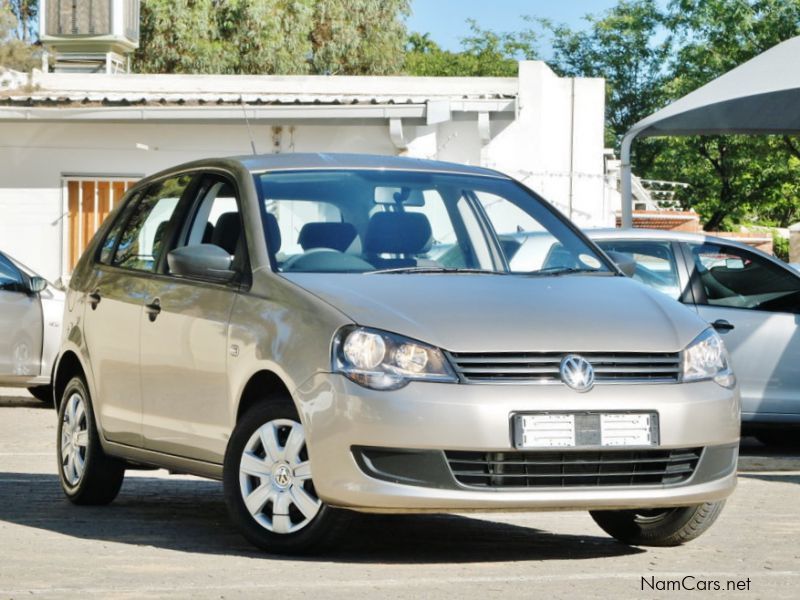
top-left (445, 448), bottom-right (702, 488)
top-left (447, 352), bottom-right (681, 384)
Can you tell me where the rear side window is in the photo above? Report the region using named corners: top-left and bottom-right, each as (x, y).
top-left (112, 175), bottom-right (192, 272)
top-left (689, 243), bottom-right (800, 313)
top-left (99, 192), bottom-right (140, 265)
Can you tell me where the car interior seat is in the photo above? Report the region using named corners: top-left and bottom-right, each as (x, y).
top-left (362, 211), bottom-right (434, 270)
top-left (297, 222), bottom-right (359, 253)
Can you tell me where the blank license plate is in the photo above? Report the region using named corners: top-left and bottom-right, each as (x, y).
top-left (514, 412), bottom-right (658, 449)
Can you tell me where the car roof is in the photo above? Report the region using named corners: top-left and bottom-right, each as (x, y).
top-left (159, 153), bottom-right (510, 179)
top-left (585, 227), bottom-right (761, 251)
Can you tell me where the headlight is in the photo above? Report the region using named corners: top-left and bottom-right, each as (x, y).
top-left (681, 328), bottom-right (736, 388)
top-left (332, 326), bottom-right (457, 390)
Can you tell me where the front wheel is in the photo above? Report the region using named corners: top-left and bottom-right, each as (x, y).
top-left (223, 398), bottom-right (351, 554)
top-left (590, 501), bottom-right (725, 547)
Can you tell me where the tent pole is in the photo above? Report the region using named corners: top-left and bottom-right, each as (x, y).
top-left (620, 132), bottom-right (635, 228)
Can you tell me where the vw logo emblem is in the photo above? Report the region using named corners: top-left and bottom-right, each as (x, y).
top-left (272, 464), bottom-right (292, 488)
top-left (560, 354), bottom-right (595, 392)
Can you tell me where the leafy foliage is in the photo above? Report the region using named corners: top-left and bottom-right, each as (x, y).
top-left (310, 0), bottom-right (410, 75)
top-left (404, 20), bottom-right (537, 77)
top-left (6, 0), bottom-right (35, 41)
top-left (134, 0), bottom-right (408, 75)
top-left (534, 0), bottom-right (800, 230)
top-left (652, 0), bottom-right (800, 230)
top-left (544, 1), bottom-right (670, 153)
top-left (0, 0), bottom-right (38, 71)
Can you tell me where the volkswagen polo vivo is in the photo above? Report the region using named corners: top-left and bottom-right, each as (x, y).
top-left (54, 154), bottom-right (739, 553)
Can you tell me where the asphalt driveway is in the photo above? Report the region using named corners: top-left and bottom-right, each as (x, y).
top-left (0, 391), bottom-right (798, 599)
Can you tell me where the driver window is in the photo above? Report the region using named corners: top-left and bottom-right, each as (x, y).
top-left (689, 243), bottom-right (800, 313)
top-left (175, 177), bottom-right (247, 276)
top-left (475, 191), bottom-right (566, 272)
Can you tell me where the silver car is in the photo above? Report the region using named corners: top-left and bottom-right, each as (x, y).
top-left (0, 250), bottom-right (64, 401)
top-left (586, 229), bottom-right (800, 447)
top-left (55, 154), bottom-right (739, 553)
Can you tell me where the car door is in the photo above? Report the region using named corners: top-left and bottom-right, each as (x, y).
top-left (81, 175), bottom-right (191, 446)
top-left (682, 241), bottom-right (800, 420)
top-left (139, 174), bottom-right (242, 463)
top-left (0, 253), bottom-right (43, 382)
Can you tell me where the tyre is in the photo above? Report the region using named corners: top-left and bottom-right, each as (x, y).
top-left (590, 501), bottom-right (725, 547)
top-left (28, 386), bottom-right (53, 403)
top-left (57, 376), bottom-right (125, 505)
top-left (223, 395), bottom-right (351, 554)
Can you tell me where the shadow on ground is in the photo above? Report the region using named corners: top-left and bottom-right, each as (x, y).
top-left (738, 473), bottom-right (800, 486)
top-left (0, 471), bottom-right (642, 563)
top-left (0, 395), bottom-right (51, 409)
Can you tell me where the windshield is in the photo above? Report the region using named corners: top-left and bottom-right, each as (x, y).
top-left (255, 169), bottom-right (611, 275)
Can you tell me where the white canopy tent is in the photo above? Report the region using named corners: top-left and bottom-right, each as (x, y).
top-left (621, 35), bottom-right (800, 227)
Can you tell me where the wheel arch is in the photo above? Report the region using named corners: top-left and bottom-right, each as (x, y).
top-left (53, 350), bottom-right (87, 411)
top-left (235, 369), bottom-right (296, 424)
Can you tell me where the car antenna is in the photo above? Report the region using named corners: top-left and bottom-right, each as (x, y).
top-left (240, 98), bottom-right (258, 155)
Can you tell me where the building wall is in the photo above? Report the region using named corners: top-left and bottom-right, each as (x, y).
top-left (0, 62), bottom-right (608, 280)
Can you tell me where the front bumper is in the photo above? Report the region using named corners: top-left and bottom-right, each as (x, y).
top-left (295, 374), bottom-right (740, 512)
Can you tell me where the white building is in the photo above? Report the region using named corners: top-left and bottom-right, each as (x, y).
top-left (0, 62), bottom-right (608, 281)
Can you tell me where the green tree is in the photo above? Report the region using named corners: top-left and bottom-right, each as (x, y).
top-left (541, 0), bottom-right (800, 230)
top-left (6, 0), bottom-right (35, 42)
top-left (650, 135), bottom-right (800, 230)
top-left (651, 0), bottom-right (800, 230)
top-left (133, 0), bottom-right (407, 75)
top-left (218, 0), bottom-right (313, 74)
top-left (310, 0), bottom-right (409, 75)
top-left (0, 0), bottom-right (38, 71)
top-left (543, 0), bottom-right (671, 158)
top-left (405, 20), bottom-right (537, 77)
top-left (133, 0), bottom-right (233, 74)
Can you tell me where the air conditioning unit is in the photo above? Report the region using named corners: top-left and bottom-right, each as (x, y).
top-left (39, 0), bottom-right (140, 74)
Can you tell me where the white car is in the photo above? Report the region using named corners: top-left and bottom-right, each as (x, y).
top-left (0, 250), bottom-right (64, 402)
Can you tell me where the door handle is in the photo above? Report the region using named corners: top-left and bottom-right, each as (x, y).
top-left (712, 319), bottom-right (735, 332)
top-left (88, 289), bottom-right (101, 310)
top-left (145, 298), bottom-right (161, 322)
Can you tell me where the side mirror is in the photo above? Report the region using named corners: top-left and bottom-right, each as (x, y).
top-left (28, 276), bottom-right (48, 294)
top-left (167, 244), bottom-right (237, 283)
top-left (606, 251), bottom-right (637, 277)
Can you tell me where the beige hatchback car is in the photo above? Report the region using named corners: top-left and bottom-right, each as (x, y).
top-left (55, 154), bottom-right (740, 553)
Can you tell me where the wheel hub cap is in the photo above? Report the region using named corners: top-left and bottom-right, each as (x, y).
top-left (238, 418), bottom-right (321, 535)
top-left (272, 463), bottom-right (292, 489)
top-left (60, 392), bottom-right (88, 486)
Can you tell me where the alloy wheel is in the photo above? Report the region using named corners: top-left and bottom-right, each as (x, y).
top-left (61, 393), bottom-right (89, 486)
top-left (238, 419), bottom-right (321, 534)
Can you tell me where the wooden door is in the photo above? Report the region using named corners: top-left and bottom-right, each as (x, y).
top-left (66, 179), bottom-right (138, 271)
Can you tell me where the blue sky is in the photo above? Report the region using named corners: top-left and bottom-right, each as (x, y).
top-left (407, 0), bottom-right (623, 55)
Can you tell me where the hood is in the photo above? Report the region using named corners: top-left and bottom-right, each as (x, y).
top-left (282, 273), bottom-right (707, 353)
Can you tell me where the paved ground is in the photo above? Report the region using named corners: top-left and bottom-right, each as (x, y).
top-left (0, 390), bottom-right (798, 599)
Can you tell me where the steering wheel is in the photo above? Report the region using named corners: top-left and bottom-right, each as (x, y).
top-left (283, 248), bottom-right (344, 271)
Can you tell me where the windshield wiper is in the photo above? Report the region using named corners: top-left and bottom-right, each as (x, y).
top-left (366, 266), bottom-right (508, 275)
top-left (527, 266), bottom-right (610, 277)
